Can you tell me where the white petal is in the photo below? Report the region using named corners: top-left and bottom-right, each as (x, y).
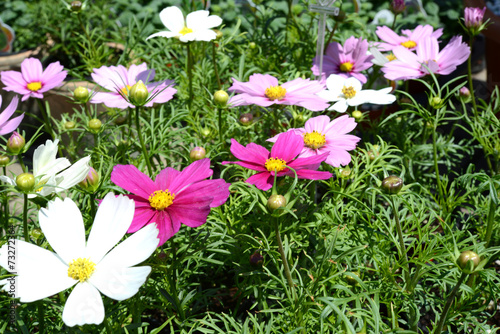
top-left (329, 100), bottom-right (348, 113)
top-left (344, 77), bottom-right (362, 91)
top-left (325, 74), bottom-right (346, 93)
top-left (33, 139), bottom-right (69, 177)
top-left (85, 194), bottom-right (135, 264)
top-left (0, 176), bottom-right (16, 186)
top-left (62, 282), bottom-right (104, 327)
top-left (190, 29), bottom-right (217, 42)
top-left (146, 31), bottom-right (179, 40)
top-left (0, 241), bottom-right (76, 302)
top-left (39, 197), bottom-right (86, 264)
top-left (316, 89), bottom-right (341, 102)
top-left (159, 6), bottom-right (185, 34)
top-left (186, 10), bottom-right (210, 30)
top-left (54, 156), bottom-right (91, 192)
top-left (90, 266), bottom-right (151, 301)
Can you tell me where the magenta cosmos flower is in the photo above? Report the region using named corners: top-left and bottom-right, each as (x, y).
top-left (91, 63), bottom-right (176, 109)
top-left (375, 25), bottom-right (443, 52)
top-left (311, 37), bottom-right (374, 84)
top-left (381, 36), bottom-right (470, 81)
top-left (111, 159), bottom-right (230, 246)
top-left (222, 131), bottom-right (333, 191)
top-left (0, 96), bottom-right (23, 136)
top-left (228, 74), bottom-right (329, 112)
top-left (1, 58), bottom-right (67, 101)
top-left (268, 115), bottom-right (360, 167)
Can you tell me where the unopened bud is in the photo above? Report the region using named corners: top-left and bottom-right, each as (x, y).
top-left (391, 0), bottom-right (406, 14)
top-left (89, 119), bottom-right (102, 132)
top-left (457, 250), bottom-right (480, 274)
top-left (214, 29), bottom-right (223, 39)
top-left (345, 271), bottom-right (360, 285)
top-left (71, 1), bottom-right (83, 12)
top-left (16, 173), bottom-right (35, 192)
top-left (7, 131), bottom-right (25, 154)
top-left (381, 175), bottom-right (403, 194)
top-left (294, 113), bottom-right (305, 123)
top-left (430, 96), bottom-right (444, 109)
top-left (334, 10), bottom-right (346, 22)
top-left (79, 167), bottom-right (99, 192)
top-left (64, 121), bottom-right (76, 130)
top-left (249, 251), bottom-right (264, 267)
top-left (0, 155), bottom-right (10, 166)
top-left (129, 80), bottom-right (149, 107)
top-left (73, 86), bottom-right (89, 103)
top-left (201, 128), bottom-right (211, 137)
top-left (459, 87), bottom-right (471, 102)
top-left (267, 194), bottom-right (286, 210)
top-left (31, 228), bottom-right (43, 240)
top-left (249, 42), bottom-right (257, 49)
top-left (114, 116), bottom-right (127, 125)
top-left (239, 113), bottom-right (253, 125)
top-left (339, 168), bottom-right (351, 179)
top-left (214, 90), bottom-right (229, 106)
top-left (190, 147), bottom-right (206, 161)
top-left (352, 110), bottom-right (362, 120)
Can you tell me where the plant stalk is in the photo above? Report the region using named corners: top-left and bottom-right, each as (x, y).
top-left (134, 107), bottom-right (153, 176)
top-left (23, 193), bottom-right (29, 242)
top-left (484, 195), bottom-right (496, 248)
top-left (433, 272), bottom-right (467, 334)
top-left (389, 197), bottom-right (410, 285)
top-left (212, 42), bottom-right (221, 90)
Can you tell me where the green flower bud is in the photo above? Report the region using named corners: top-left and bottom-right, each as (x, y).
top-left (292, 4), bottom-right (303, 15)
top-left (7, 132), bottom-right (25, 154)
top-left (190, 147), bottom-right (206, 161)
top-left (214, 29), bottom-right (223, 39)
top-left (79, 167), bottom-right (99, 192)
top-left (71, 1), bottom-right (83, 12)
top-left (73, 86), bottom-right (89, 103)
top-left (294, 113), bottom-right (306, 123)
top-left (249, 251), bottom-right (264, 267)
top-left (31, 228), bottom-right (43, 240)
top-left (345, 271), bottom-right (360, 285)
top-left (214, 90), bottom-right (229, 106)
top-left (114, 116), bottom-right (127, 125)
top-left (64, 121), bottom-right (76, 130)
top-left (430, 96), bottom-right (444, 109)
top-left (129, 80), bottom-right (149, 107)
top-left (16, 173), bottom-right (35, 192)
top-left (201, 128), bottom-right (211, 137)
top-left (352, 110), bottom-right (363, 120)
top-left (339, 168), bottom-right (352, 179)
top-left (239, 113), bottom-right (253, 126)
top-left (0, 155), bottom-right (10, 167)
top-left (457, 250), bottom-right (480, 274)
top-left (267, 194), bottom-right (286, 210)
top-left (381, 175), bottom-right (403, 194)
top-left (249, 42), bottom-right (257, 49)
top-left (88, 119), bottom-right (102, 132)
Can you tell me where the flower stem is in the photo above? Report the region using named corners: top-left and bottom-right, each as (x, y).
top-left (218, 107), bottom-right (223, 145)
top-left (212, 42), bottom-right (221, 90)
top-left (431, 122), bottom-right (445, 209)
top-left (274, 218), bottom-right (297, 301)
top-left (484, 195), bottom-right (496, 248)
top-left (36, 99), bottom-right (56, 141)
top-left (186, 43), bottom-right (194, 109)
top-left (433, 272), bottom-right (467, 334)
top-left (389, 197), bottom-right (410, 285)
top-left (77, 13), bottom-right (97, 58)
top-left (467, 37), bottom-right (479, 118)
top-left (17, 154), bottom-right (26, 173)
top-left (134, 107), bottom-right (153, 176)
top-left (23, 193), bottom-right (29, 242)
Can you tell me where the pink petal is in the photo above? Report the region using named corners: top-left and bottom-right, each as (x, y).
top-left (0, 114), bottom-right (24, 135)
top-left (111, 164), bottom-right (157, 199)
top-left (168, 197), bottom-right (213, 227)
top-left (1, 71), bottom-right (30, 94)
top-left (156, 210), bottom-right (181, 246)
top-left (245, 172), bottom-right (274, 191)
top-left (168, 158), bottom-right (213, 194)
top-left (154, 167), bottom-right (180, 191)
top-left (270, 131), bottom-right (303, 162)
top-left (21, 58), bottom-right (43, 84)
top-left (294, 169), bottom-right (333, 180)
top-left (179, 179), bottom-right (230, 208)
top-left (0, 96), bottom-right (19, 125)
top-left (40, 61), bottom-right (67, 92)
top-left (227, 139), bottom-right (269, 167)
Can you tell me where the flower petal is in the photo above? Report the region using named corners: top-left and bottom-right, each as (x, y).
top-left (159, 6), bottom-right (185, 35)
top-left (111, 164), bottom-right (157, 199)
top-left (90, 266), bottom-right (152, 301)
top-left (270, 131), bottom-right (303, 162)
top-left (168, 158), bottom-right (213, 194)
top-left (62, 282), bottom-right (105, 327)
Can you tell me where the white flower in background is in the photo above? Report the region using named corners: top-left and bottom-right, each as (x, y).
top-left (0, 194), bottom-right (159, 327)
top-left (317, 74), bottom-right (396, 113)
top-left (369, 47), bottom-right (397, 66)
top-left (0, 139), bottom-right (90, 197)
top-left (146, 6), bottom-right (222, 43)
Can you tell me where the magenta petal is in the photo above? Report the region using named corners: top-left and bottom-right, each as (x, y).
top-left (178, 179), bottom-right (230, 208)
top-left (288, 152), bottom-right (329, 169)
top-left (154, 167), bottom-right (180, 191)
top-left (228, 139), bottom-right (269, 166)
top-left (222, 160), bottom-right (267, 172)
top-left (294, 169), bottom-right (333, 180)
top-left (270, 131), bottom-right (303, 162)
top-left (111, 164), bottom-right (157, 199)
top-left (156, 210), bottom-right (181, 246)
top-left (168, 158), bottom-right (212, 194)
top-left (127, 206), bottom-right (156, 233)
top-left (246, 172), bottom-right (274, 191)
top-left (168, 204), bottom-right (211, 229)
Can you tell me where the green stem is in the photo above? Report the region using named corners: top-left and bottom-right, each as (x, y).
top-left (17, 154), bottom-right (26, 173)
top-left (36, 99), bottom-right (56, 141)
top-left (274, 218), bottom-right (296, 301)
top-left (212, 42), bottom-right (221, 90)
top-left (389, 197), bottom-right (410, 285)
top-left (467, 37), bottom-right (479, 118)
top-left (186, 43), bottom-right (194, 109)
top-left (168, 239), bottom-right (185, 321)
top-left (90, 193), bottom-right (97, 220)
top-left (484, 195), bottom-right (496, 248)
top-left (433, 272), bottom-right (467, 334)
top-left (23, 193), bottom-right (29, 242)
top-left (77, 13), bottom-right (97, 57)
top-left (391, 13), bottom-right (399, 30)
top-left (134, 107), bottom-right (153, 176)
top-left (218, 107), bottom-right (223, 145)
top-left (431, 123), bottom-right (445, 209)
top-left (324, 22), bottom-right (338, 51)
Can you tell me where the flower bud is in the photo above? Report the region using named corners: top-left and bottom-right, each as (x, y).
top-left (64, 121), bottom-right (76, 130)
top-left (71, 0), bottom-right (83, 12)
top-left (89, 118), bottom-right (102, 132)
top-left (391, 0), bottom-right (406, 14)
top-left (457, 250), bottom-right (480, 274)
top-left (30, 228), bottom-right (43, 240)
top-left (367, 145), bottom-right (379, 161)
top-left (214, 29), bottom-right (223, 39)
top-left (201, 128), bottom-right (211, 137)
top-left (79, 167), bottom-right (99, 192)
top-left (214, 90), bottom-right (229, 106)
top-left (429, 96), bottom-right (444, 109)
top-left (129, 80), bottom-right (149, 107)
top-left (239, 113), bottom-right (253, 126)
top-left (73, 86), bottom-right (89, 103)
top-left (345, 271), bottom-right (360, 285)
top-left (7, 131), bottom-right (25, 154)
top-left (339, 168), bottom-right (352, 179)
top-left (381, 175), bottom-right (403, 194)
top-left (190, 147), bottom-right (206, 161)
top-left (157, 251), bottom-right (167, 260)
top-left (267, 194), bottom-right (286, 210)
top-left (249, 42), bottom-right (257, 49)
top-left (292, 4), bottom-right (303, 15)
top-left (249, 251), bottom-right (264, 267)
top-left (464, 7), bottom-right (487, 35)
top-left (0, 155), bottom-right (10, 166)
top-left (114, 116), bottom-right (127, 125)
top-left (16, 173), bottom-right (35, 192)
top-left (458, 87), bottom-right (471, 102)
top-left (352, 110), bottom-right (362, 120)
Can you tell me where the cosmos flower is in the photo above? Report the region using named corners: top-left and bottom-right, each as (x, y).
top-left (381, 36), bottom-right (471, 81)
top-left (228, 73), bottom-right (329, 111)
top-left (0, 194), bottom-right (159, 327)
top-left (312, 36), bottom-right (374, 84)
top-left (0, 96), bottom-right (23, 136)
top-left (464, 7), bottom-right (486, 29)
top-left (91, 63), bottom-right (176, 109)
top-left (268, 115), bottom-right (360, 167)
top-left (222, 131), bottom-right (333, 191)
top-left (0, 58), bottom-right (67, 101)
top-left (146, 6), bottom-right (222, 43)
top-left (111, 159), bottom-right (230, 246)
top-left (317, 74), bottom-right (396, 113)
top-left (375, 24), bottom-right (443, 52)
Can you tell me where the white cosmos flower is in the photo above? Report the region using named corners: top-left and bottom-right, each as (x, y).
top-left (146, 6), bottom-right (222, 43)
top-left (369, 47), bottom-right (397, 66)
top-left (0, 194), bottom-right (159, 327)
top-left (0, 139), bottom-right (90, 198)
top-left (317, 74), bottom-right (396, 113)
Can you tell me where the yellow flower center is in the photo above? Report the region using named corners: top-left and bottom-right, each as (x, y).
top-left (401, 40), bottom-right (417, 49)
top-left (265, 86), bottom-right (287, 101)
top-left (303, 130), bottom-right (326, 149)
top-left (27, 81), bottom-right (42, 92)
top-left (265, 158), bottom-right (287, 172)
top-left (120, 85), bottom-right (132, 96)
top-left (179, 26), bottom-right (193, 36)
top-left (68, 258), bottom-right (96, 283)
top-left (385, 54), bottom-right (397, 61)
top-left (149, 190), bottom-right (175, 210)
top-left (342, 85), bottom-right (356, 99)
top-left (339, 62), bottom-right (354, 72)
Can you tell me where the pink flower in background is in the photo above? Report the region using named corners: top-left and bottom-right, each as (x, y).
top-left (268, 115), bottom-right (360, 167)
top-left (1, 58), bottom-right (67, 101)
top-left (375, 25), bottom-right (443, 52)
top-left (464, 7), bottom-right (486, 28)
top-left (381, 36), bottom-right (470, 81)
top-left (111, 159), bottom-right (230, 246)
top-left (222, 131), bottom-right (333, 191)
top-left (91, 63), bottom-right (176, 109)
top-left (228, 74), bottom-right (329, 111)
top-left (0, 96), bottom-right (23, 136)
top-left (312, 36), bottom-right (374, 84)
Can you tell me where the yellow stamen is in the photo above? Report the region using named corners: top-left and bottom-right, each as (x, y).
top-left (401, 40), bottom-right (417, 49)
top-left (339, 62), bottom-right (354, 73)
top-left (68, 258), bottom-right (96, 283)
top-left (179, 26), bottom-right (193, 36)
top-left (265, 158), bottom-right (287, 172)
top-left (385, 54), bottom-right (397, 61)
top-left (27, 81), bottom-right (42, 92)
top-left (342, 86), bottom-right (356, 99)
top-left (120, 85), bottom-right (132, 96)
top-left (303, 130), bottom-right (326, 149)
top-left (265, 86), bottom-right (287, 101)
top-left (149, 190), bottom-right (175, 210)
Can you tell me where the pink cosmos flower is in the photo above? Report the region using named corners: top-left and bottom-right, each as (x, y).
top-left (0, 96), bottom-right (23, 136)
top-left (375, 25), bottom-right (443, 52)
top-left (311, 36), bottom-right (374, 84)
top-left (228, 73), bottom-right (329, 112)
top-left (91, 63), bottom-right (176, 109)
top-left (381, 36), bottom-right (470, 81)
top-left (464, 7), bottom-right (487, 31)
top-left (222, 131), bottom-right (333, 191)
top-left (110, 159), bottom-right (230, 246)
top-left (267, 115), bottom-right (360, 167)
top-left (1, 58), bottom-right (67, 101)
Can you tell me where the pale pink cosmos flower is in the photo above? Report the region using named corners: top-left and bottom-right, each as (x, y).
top-left (0, 96), bottom-right (23, 136)
top-left (1, 58), bottom-right (67, 101)
top-left (222, 131), bottom-right (332, 191)
top-left (381, 36), bottom-right (470, 81)
top-left (375, 24), bottom-right (443, 52)
top-left (91, 63), bottom-right (176, 109)
top-left (228, 74), bottom-right (329, 111)
top-left (267, 115), bottom-right (360, 167)
top-left (311, 36), bottom-right (374, 84)
top-left (464, 7), bottom-right (487, 31)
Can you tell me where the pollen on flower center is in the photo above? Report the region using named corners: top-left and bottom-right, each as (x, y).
top-left (27, 81), bottom-right (42, 92)
top-left (149, 190), bottom-right (175, 210)
top-left (339, 62), bottom-right (354, 72)
top-left (303, 130), bottom-right (326, 149)
top-left (120, 85), bottom-right (132, 96)
top-left (342, 85), bottom-right (356, 99)
top-left (401, 40), bottom-right (417, 49)
top-left (179, 26), bottom-right (193, 36)
top-left (265, 86), bottom-right (287, 101)
top-left (265, 158), bottom-right (287, 172)
top-left (68, 258), bottom-right (96, 283)
top-left (386, 54), bottom-right (397, 61)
